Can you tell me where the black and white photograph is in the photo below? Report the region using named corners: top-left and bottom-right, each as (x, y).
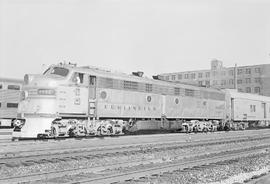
top-left (0, 0), bottom-right (270, 183)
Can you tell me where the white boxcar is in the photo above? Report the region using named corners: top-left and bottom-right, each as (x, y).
top-left (227, 89), bottom-right (270, 122)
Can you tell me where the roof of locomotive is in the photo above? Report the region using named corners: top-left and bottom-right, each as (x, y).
top-left (226, 89), bottom-right (270, 102)
top-left (57, 63), bottom-right (224, 94)
top-left (0, 77), bottom-right (23, 84)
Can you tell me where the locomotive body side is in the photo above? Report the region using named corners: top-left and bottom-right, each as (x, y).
top-left (94, 75), bottom-right (226, 120)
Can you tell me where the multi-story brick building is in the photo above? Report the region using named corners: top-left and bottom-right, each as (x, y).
top-left (159, 59), bottom-right (270, 96)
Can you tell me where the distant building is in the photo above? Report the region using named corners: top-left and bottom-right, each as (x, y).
top-left (158, 59), bottom-right (270, 96)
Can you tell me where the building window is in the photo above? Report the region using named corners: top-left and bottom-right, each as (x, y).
top-left (178, 74), bottom-right (182, 80)
top-left (7, 85), bottom-right (20, 90)
top-left (0, 84), bottom-right (2, 89)
top-left (221, 80), bottom-right (226, 85)
top-left (7, 103), bottom-right (18, 108)
top-left (254, 87), bottom-right (260, 94)
top-left (205, 72), bottom-right (210, 78)
top-left (255, 78), bottom-right (261, 83)
top-left (221, 71), bottom-right (226, 76)
top-left (246, 68), bottom-right (251, 74)
top-left (205, 80), bottom-right (210, 86)
top-left (191, 73), bottom-right (196, 79)
top-left (198, 81), bottom-right (203, 86)
top-left (237, 69), bottom-right (242, 75)
top-left (229, 79), bottom-right (234, 85)
top-left (171, 75), bottom-right (176, 80)
top-left (237, 79), bottom-right (242, 84)
top-left (165, 76), bottom-right (169, 80)
top-left (213, 80), bottom-right (218, 85)
top-left (184, 74), bottom-right (189, 79)
top-left (198, 73), bottom-right (203, 78)
top-left (246, 87), bottom-right (251, 93)
top-left (245, 78), bottom-right (251, 83)
top-left (229, 70), bottom-right (234, 76)
top-left (255, 68), bottom-right (261, 73)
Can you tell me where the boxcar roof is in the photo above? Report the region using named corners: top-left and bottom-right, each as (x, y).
top-left (227, 89), bottom-right (270, 102)
top-left (0, 77), bottom-right (23, 84)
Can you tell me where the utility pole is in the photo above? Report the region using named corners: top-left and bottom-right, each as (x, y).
top-left (234, 63), bottom-right (237, 89)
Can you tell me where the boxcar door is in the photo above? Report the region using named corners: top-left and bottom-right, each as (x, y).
top-left (161, 95), bottom-right (166, 116)
top-left (262, 102), bottom-right (266, 119)
top-left (88, 75), bottom-right (96, 117)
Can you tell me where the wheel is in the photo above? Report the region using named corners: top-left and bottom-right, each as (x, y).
top-left (51, 127), bottom-right (59, 137)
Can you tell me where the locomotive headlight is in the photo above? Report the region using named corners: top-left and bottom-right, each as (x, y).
top-left (24, 74), bottom-right (34, 85)
top-left (37, 89), bottom-right (56, 95)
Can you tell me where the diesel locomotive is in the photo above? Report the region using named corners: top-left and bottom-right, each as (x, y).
top-left (12, 63), bottom-right (270, 138)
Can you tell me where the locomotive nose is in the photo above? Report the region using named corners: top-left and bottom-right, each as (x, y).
top-left (24, 74), bottom-right (58, 88)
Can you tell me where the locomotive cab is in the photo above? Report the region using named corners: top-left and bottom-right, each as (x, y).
top-left (13, 63), bottom-right (101, 138)
top-left (13, 64), bottom-right (74, 138)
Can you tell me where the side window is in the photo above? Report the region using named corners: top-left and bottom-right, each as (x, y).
top-left (7, 85), bottom-right (20, 90)
top-left (7, 103), bottom-right (18, 108)
top-left (72, 73), bottom-right (84, 84)
top-left (78, 73), bottom-right (84, 84)
top-left (90, 76), bottom-right (96, 86)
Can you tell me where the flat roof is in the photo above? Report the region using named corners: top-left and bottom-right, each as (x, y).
top-left (159, 63), bottom-right (270, 76)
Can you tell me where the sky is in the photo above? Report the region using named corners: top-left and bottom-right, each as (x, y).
top-left (0, 0), bottom-right (270, 79)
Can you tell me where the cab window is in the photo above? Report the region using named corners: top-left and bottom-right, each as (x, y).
top-left (72, 72), bottom-right (84, 84)
top-left (43, 67), bottom-right (51, 75)
top-left (49, 67), bottom-right (69, 77)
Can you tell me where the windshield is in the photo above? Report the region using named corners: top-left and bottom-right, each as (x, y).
top-left (43, 67), bottom-right (51, 75)
top-left (44, 67), bottom-right (69, 77)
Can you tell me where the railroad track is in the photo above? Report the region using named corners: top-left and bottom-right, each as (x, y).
top-left (1, 129), bottom-right (270, 184)
top-left (75, 145), bottom-right (270, 184)
top-left (2, 129), bottom-right (270, 156)
top-left (1, 143), bottom-right (269, 184)
top-left (0, 128), bottom-right (268, 146)
top-left (1, 134), bottom-right (270, 166)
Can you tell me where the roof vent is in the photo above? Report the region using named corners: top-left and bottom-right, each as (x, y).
top-left (132, 71), bottom-right (144, 77)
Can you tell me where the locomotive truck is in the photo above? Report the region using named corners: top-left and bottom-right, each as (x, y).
top-left (12, 63), bottom-right (270, 138)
